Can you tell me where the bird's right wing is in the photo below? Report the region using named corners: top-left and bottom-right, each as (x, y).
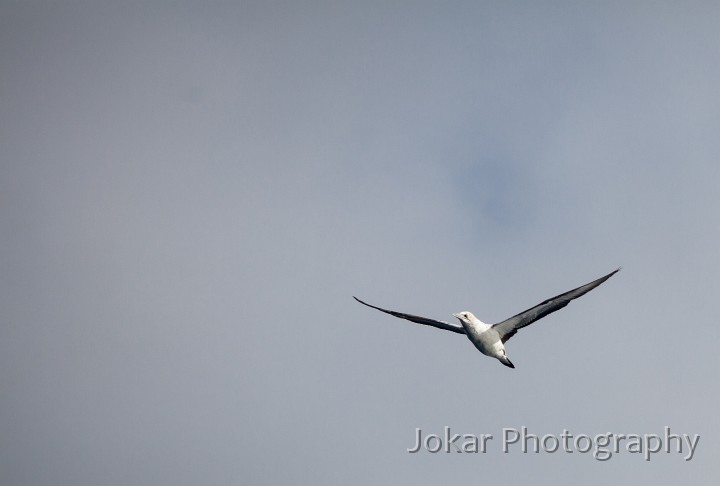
top-left (353, 297), bottom-right (467, 335)
top-left (491, 268), bottom-right (620, 343)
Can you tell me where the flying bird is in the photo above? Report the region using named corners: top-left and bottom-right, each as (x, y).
top-left (354, 269), bottom-right (619, 369)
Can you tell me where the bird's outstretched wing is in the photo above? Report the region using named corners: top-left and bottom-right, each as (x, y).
top-left (492, 268), bottom-right (620, 343)
top-left (353, 296), bottom-right (467, 335)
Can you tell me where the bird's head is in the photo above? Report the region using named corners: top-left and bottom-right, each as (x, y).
top-left (452, 311), bottom-right (476, 324)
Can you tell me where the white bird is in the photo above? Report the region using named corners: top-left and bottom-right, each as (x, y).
top-left (354, 269), bottom-right (619, 368)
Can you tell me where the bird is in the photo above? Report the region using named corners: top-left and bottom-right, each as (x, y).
top-left (354, 268), bottom-right (619, 369)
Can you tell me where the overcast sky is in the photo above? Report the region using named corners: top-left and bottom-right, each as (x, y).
top-left (1, 1), bottom-right (719, 484)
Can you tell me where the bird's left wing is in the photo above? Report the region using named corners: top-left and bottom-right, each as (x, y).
top-left (353, 297), bottom-right (467, 335)
top-left (491, 268), bottom-right (620, 343)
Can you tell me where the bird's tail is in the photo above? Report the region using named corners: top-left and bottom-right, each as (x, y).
top-left (500, 357), bottom-right (515, 369)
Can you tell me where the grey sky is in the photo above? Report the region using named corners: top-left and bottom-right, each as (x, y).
top-left (1, 1), bottom-right (718, 484)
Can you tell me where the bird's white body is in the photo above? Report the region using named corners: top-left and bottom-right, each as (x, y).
top-left (454, 312), bottom-right (513, 367)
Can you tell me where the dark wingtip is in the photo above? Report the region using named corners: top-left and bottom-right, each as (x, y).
top-left (353, 296), bottom-right (371, 307)
top-left (502, 359), bottom-right (515, 369)
top-left (600, 268), bottom-right (621, 283)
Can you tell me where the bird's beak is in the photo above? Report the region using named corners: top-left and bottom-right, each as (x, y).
top-left (452, 313), bottom-right (461, 319)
